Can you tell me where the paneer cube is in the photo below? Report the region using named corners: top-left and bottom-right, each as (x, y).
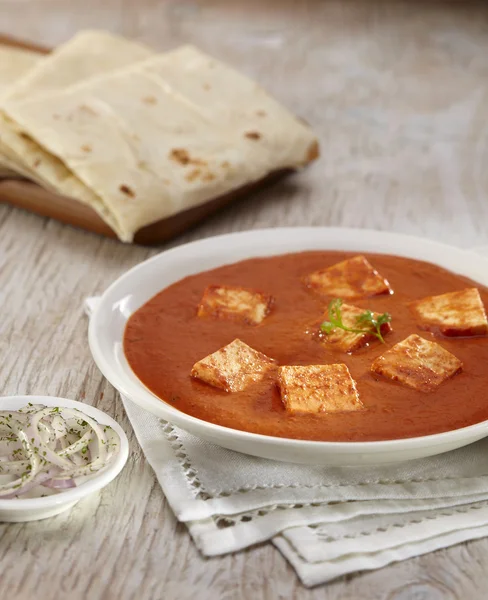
top-left (304, 255), bottom-right (392, 299)
top-left (320, 302), bottom-right (392, 352)
top-left (278, 363), bottom-right (363, 414)
top-left (371, 334), bottom-right (462, 392)
top-left (197, 285), bottom-right (273, 325)
top-left (191, 338), bottom-right (276, 392)
top-left (410, 288), bottom-right (488, 337)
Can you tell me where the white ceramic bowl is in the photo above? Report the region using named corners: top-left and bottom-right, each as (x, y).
top-left (89, 227), bottom-right (488, 466)
top-left (0, 396), bottom-right (129, 522)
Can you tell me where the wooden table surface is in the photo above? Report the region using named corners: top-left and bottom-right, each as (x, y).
top-left (2, 1), bottom-right (488, 598)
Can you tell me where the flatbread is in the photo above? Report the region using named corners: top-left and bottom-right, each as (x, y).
top-left (2, 30), bottom-right (152, 102)
top-left (0, 153), bottom-right (34, 180)
top-left (143, 46), bottom-right (318, 166)
top-left (0, 30), bottom-right (153, 182)
top-left (1, 46), bottom-right (318, 241)
top-left (0, 45), bottom-right (41, 177)
top-left (0, 45), bottom-right (40, 96)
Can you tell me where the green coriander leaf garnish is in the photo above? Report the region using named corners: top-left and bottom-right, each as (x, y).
top-left (320, 298), bottom-right (391, 343)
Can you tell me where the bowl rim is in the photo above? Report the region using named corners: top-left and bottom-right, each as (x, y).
top-left (0, 395), bottom-right (129, 510)
top-left (88, 226), bottom-right (488, 455)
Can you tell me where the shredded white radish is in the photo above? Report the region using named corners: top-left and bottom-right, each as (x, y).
top-left (0, 404), bottom-right (120, 499)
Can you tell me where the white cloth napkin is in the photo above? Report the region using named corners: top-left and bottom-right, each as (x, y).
top-left (85, 245), bottom-right (488, 587)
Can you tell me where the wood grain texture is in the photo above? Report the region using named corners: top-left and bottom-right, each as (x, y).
top-left (2, 1), bottom-right (488, 598)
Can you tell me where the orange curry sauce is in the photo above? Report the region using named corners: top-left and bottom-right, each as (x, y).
top-left (124, 251), bottom-right (488, 442)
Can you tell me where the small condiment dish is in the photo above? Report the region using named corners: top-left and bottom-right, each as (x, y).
top-left (0, 395), bottom-right (129, 522)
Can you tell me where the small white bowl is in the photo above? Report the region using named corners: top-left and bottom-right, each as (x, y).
top-left (88, 227), bottom-right (488, 466)
top-left (0, 395), bottom-right (129, 522)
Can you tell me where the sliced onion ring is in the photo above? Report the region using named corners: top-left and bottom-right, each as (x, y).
top-left (0, 404), bottom-right (120, 499)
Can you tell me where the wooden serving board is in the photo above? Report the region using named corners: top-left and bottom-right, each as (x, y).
top-left (0, 34), bottom-right (292, 245)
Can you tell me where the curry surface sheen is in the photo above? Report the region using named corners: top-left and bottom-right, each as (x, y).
top-left (124, 251), bottom-right (488, 442)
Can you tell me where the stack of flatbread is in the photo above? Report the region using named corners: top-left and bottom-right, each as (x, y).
top-left (0, 43), bottom-right (40, 177)
top-left (0, 31), bottom-right (319, 242)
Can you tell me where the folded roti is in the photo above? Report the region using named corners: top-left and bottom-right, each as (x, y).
top-left (0, 30), bottom-right (153, 183)
top-left (0, 153), bottom-right (34, 180)
top-left (143, 46), bottom-right (319, 166)
top-left (0, 45), bottom-right (40, 96)
top-left (2, 30), bottom-right (152, 102)
top-left (2, 46), bottom-right (318, 241)
top-left (0, 45), bottom-right (40, 177)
